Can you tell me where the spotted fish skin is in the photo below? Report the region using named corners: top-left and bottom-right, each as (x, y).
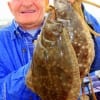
top-left (27, 19), bottom-right (81, 100)
top-left (54, 0), bottom-right (95, 78)
top-left (26, 0), bottom-right (95, 100)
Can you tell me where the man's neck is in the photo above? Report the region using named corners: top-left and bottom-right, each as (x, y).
top-left (19, 23), bottom-right (42, 30)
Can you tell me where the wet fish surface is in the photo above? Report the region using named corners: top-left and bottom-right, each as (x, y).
top-left (26, 0), bottom-right (95, 100)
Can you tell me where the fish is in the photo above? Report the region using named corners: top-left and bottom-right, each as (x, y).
top-left (54, 0), bottom-right (95, 78)
top-left (26, 0), bottom-right (95, 100)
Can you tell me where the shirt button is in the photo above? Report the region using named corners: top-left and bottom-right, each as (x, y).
top-left (22, 48), bottom-right (26, 53)
top-left (16, 31), bottom-right (20, 34)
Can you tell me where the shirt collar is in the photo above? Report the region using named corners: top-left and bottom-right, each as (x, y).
top-left (10, 20), bottom-right (41, 40)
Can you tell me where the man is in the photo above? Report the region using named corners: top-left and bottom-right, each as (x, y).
top-left (0, 0), bottom-right (49, 99)
top-left (0, 0), bottom-right (100, 100)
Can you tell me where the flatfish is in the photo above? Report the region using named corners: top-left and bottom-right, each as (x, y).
top-left (26, 0), bottom-right (95, 100)
top-left (54, 0), bottom-right (95, 78)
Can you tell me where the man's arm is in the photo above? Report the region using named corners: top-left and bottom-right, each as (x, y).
top-left (0, 61), bottom-right (34, 99)
top-left (0, 32), bottom-right (40, 99)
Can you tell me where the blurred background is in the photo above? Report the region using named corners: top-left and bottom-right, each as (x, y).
top-left (0, 0), bottom-right (100, 26)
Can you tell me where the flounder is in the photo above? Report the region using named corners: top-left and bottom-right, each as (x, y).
top-left (26, 0), bottom-right (95, 100)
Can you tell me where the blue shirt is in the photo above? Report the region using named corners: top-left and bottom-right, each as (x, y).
top-left (14, 20), bottom-right (41, 60)
top-left (0, 20), bottom-right (41, 100)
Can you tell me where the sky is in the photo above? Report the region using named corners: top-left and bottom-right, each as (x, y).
top-left (0, 0), bottom-right (13, 20)
top-left (0, 0), bottom-right (100, 24)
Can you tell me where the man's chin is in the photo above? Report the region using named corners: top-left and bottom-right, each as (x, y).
top-left (18, 21), bottom-right (42, 29)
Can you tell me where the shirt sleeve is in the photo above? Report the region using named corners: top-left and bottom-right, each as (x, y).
top-left (0, 29), bottom-right (41, 100)
top-left (84, 7), bottom-right (100, 33)
top-left (0, 61), bottom-right (40, 99)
